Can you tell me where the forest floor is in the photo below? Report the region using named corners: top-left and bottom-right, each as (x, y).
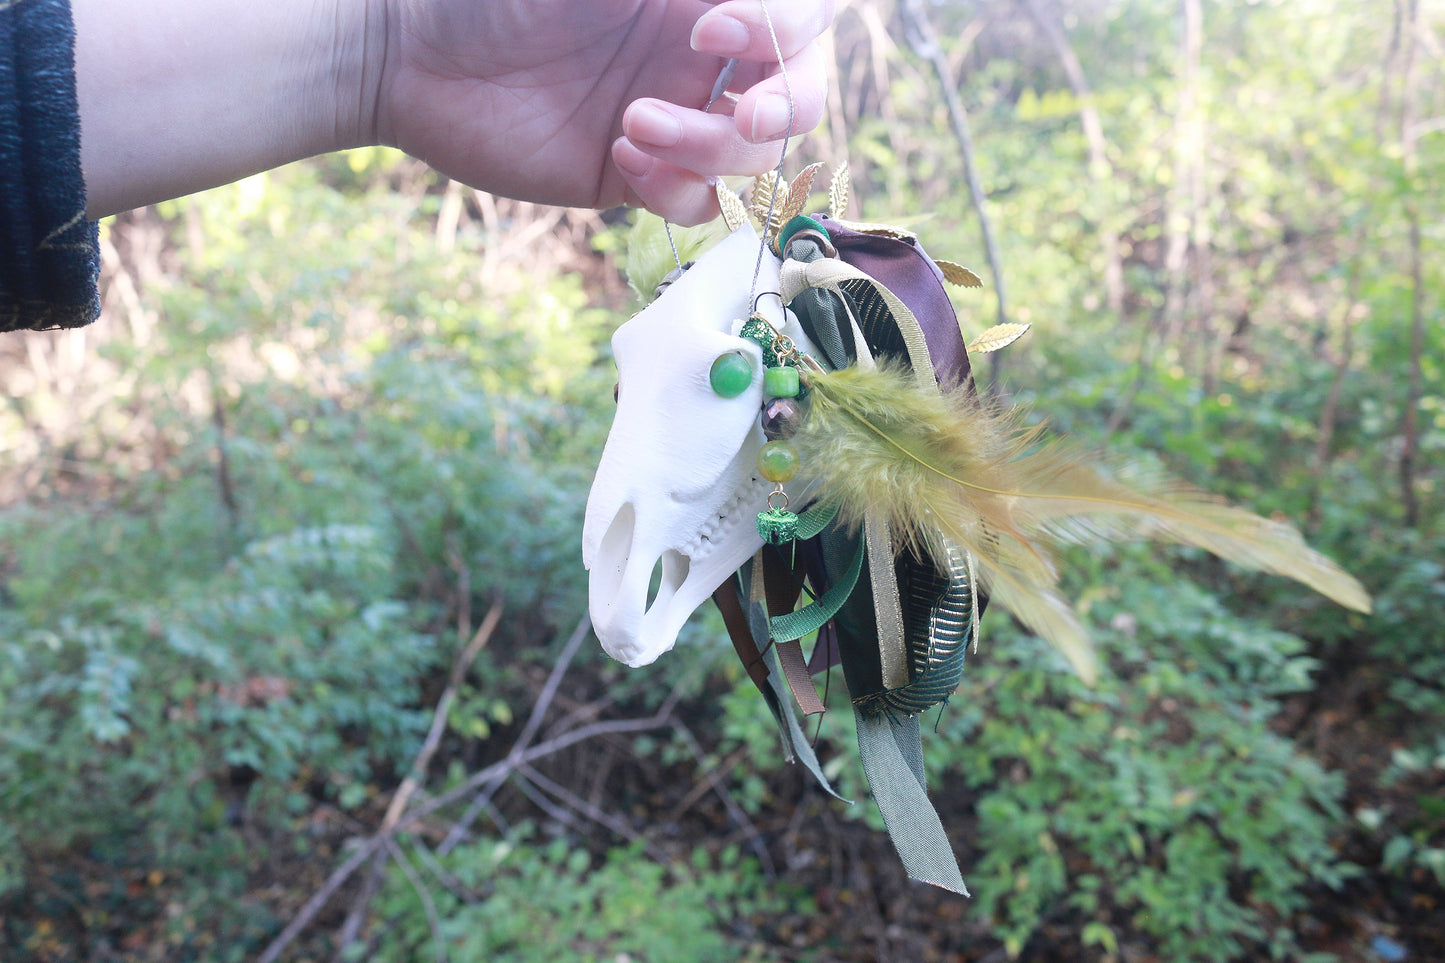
top-left (6, 638), bottom-right (1442, 963)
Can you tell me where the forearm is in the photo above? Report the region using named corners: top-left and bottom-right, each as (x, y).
top-left (72, 0), bottom-right (383, 218)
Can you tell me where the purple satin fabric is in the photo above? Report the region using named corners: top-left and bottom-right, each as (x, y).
top-left (816, 216), bottom-right (976, 398)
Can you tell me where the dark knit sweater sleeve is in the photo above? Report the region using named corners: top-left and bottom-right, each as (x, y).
top-left (1, 0), bottom-right (101, 332)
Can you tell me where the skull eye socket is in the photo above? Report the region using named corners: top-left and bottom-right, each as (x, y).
top-left (709, 351), bottom-right (754, 398)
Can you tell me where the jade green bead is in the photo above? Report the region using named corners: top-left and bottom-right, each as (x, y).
top-left (709, 352), bottom-right (753, 398)
top-left (763, 365), bottom-right (800, 398)
top-left (758, 440), bottom-right (801, 483)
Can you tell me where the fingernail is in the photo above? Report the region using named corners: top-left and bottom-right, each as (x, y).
top-left (751, 94), bottom-right (793, 142)
top-left (612, 138), bottom-right (654, 178)
top-left (691, 13), bottom-right (751, 55)
top-left (626, 102), bottom-right (683, 149)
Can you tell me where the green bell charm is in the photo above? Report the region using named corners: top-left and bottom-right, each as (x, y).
top-left (757, 490), bottom-right (799, 546)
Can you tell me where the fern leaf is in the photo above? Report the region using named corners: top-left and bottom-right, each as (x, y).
top-left (717, 182), bottom-right (749, 232)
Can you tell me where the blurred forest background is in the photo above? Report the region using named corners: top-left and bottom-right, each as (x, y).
top-left (2, 0), bottom-right (1442, 960)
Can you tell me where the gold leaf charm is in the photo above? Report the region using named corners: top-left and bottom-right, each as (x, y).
top-left (967, 323), bottom-right (1032, 354)
top-left (749, 171), bottom-right (788, 237)
top-left (937, 260), bottom-right (984, 288)
top-left (835, 219), bottom-right (918, 242)
top-left (717, 182), bottom-right (749, 232)
top-left (780, 162), bottom-right (826, 225)
top-left (829, 161), bottom-right (851, 219)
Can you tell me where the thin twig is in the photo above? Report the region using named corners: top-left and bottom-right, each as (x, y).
top-left (327, 595), bottom-right (503, 961)
top-left (256, 837), bottom-right (385, 963)
top-left (408, 837), bottom-right (475, 905)
top-left (671, 720), bottom-right (777, 879)
top-left (385, 837), bottom-right (448, 963)
top-left (415, 707), bottom-right (681, 828)
top-left (518, 763), bottom-right (657, 855)
top-left (511, 770), bottom-right (586, 832)
top-left (665, 744), bottom-right (753, 823)
top-left (438, 613), bottom-right (593, 855)
top-left (331, 854), bottom-right (386, 962)
top-left (383, 596), bottom-right (505, 833)
top-left (258, 711), bottom-right (680, 963)
top-left (257, 618), bottom-right (681, 963)
top-left (899, 0), bottom-right (1011, 388)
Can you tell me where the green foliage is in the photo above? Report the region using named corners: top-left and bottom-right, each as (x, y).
top-left (4, 1), bottom-right (1443, 958)
top-left (0, 154), bottom-right (618, 957)
top-left (370, 831), bottom-right (793, 963)
top-left (944, 554), bottom-right (1351, 961)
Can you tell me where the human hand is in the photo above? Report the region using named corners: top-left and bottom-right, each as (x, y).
top-left (373, 0), bottom-right (835, 223)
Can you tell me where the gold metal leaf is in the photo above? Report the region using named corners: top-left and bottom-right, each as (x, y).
top-left (749, 171), bottom-right (787, 232)
top-left (967, 322), bottom-right (1032, 354)
top-left (829, 162), bottom-right (851, 219)
top-left (834, 218), bottom-right (918, 242)
top-left (937, 260), bottom-right (984, 288)
top-left (780, 162), bottom-right (826, 224)
top-left (717, 181), bottom-right (748, 232)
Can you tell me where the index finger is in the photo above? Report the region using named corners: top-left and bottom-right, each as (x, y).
top-left (691, 0), bottom-right (836, 63)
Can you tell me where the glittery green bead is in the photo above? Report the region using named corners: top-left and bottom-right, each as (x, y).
top-left (757, 506), bottom-right (800, 545)
top-left (709, 352), bottom-right (753, 398)
top-left (758, 440), bottom-right (800, 482)
top-left (763, 365), bottom-right (800, 398)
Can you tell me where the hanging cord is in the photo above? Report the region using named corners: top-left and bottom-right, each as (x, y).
top-left (748, 0), bottom-right (795, 306)
top-left (662, 0), bottom-right (795, 283)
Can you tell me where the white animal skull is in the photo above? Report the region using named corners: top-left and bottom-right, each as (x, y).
top-left (583, 225), bottom-right (817, 667)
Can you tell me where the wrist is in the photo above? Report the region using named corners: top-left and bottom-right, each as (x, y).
top-left (332, 0), bottom-right (397, 151)
top-left (73, 0), bottom-right (373, 217)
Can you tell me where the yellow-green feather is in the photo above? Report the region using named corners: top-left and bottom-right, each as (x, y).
top-left (795, 362), bottom-right (1371, 683)
top-left (625, 212), bottom-right (733, 303)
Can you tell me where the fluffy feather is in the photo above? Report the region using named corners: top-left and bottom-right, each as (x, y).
top-left (794, 361), bottom-right (1372, 683)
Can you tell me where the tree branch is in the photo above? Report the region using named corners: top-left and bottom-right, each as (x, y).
top-left (898, 0), bottom-right (1011, 386)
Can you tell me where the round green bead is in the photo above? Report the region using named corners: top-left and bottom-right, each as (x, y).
top-left (763, 365), bottom-right (800, 398)
top-left (758, 440), bottom-right (801, 483)
top-left (709, 352), bottom-right (753, 398)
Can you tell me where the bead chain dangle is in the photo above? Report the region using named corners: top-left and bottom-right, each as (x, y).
top-left (742, 298), bottom-right (817, 547)
top-left (696, 0), bottom-right (805, 548)
top-left (706, 296), bottom-right (815, 547)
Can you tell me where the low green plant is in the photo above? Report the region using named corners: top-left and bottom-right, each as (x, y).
top-left (369, 828), bottom-right (799, 963)
top-left (931, 551), bottom-right (1352, 961)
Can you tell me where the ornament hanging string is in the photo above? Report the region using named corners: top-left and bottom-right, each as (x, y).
top-left (746, 0), bottom-right (796, 306)
top-left (660, 0), bottom-right (797, 308)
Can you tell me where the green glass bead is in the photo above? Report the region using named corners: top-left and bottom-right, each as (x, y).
top-left (709, 352), bottom-right (753, 398)
top-left (757, 506), bottom-right (800, 545)
top-left (763, 365), bottom-right (800, 398)
top-left (758, 440), bottom-right (800, 483)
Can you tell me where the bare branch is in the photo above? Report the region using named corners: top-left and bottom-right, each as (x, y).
top-left (382, 596), bottom-right (505, 833)
top-left (438, 613), bottom-right (592, 854)
top-left (671, 721), bottom-right (776, 879)
top-left (386, 837), bottom-right (448, 963)
top-left (898, 0), bottom-right (1011, 387)
top-left (518, 763), bottom-right (658, 855)
top-left (256, 837), bottom-right (386, 963)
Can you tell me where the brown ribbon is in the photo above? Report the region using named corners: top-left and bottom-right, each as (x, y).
top-left (712, 579), bottom-right (771, 694)
top-left (763, 548), bottom-right (828, 716)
